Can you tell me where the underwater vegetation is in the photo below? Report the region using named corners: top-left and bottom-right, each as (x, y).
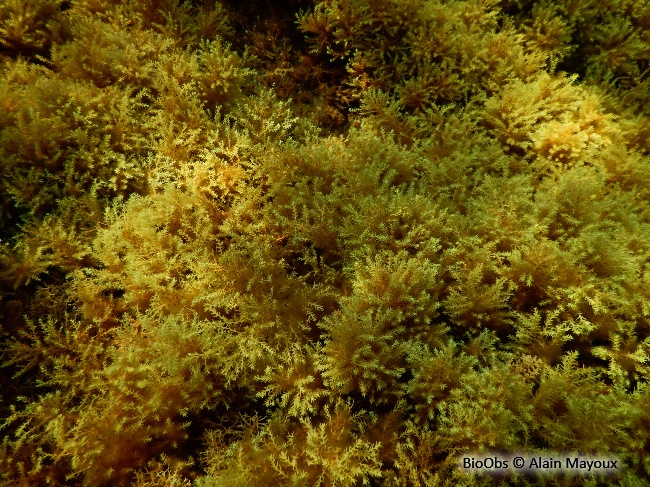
top-left (1, 0), bottom-right (650, 485)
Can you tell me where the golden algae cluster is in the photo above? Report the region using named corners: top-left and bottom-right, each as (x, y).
top-left (1, 0), bottom-right (650, 485)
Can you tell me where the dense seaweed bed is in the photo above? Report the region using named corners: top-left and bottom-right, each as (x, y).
top-left (1, 0), bottom-right (650, 485)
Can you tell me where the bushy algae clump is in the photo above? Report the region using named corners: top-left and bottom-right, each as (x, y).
top-left (1, 0), bottom-right (650, 486)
